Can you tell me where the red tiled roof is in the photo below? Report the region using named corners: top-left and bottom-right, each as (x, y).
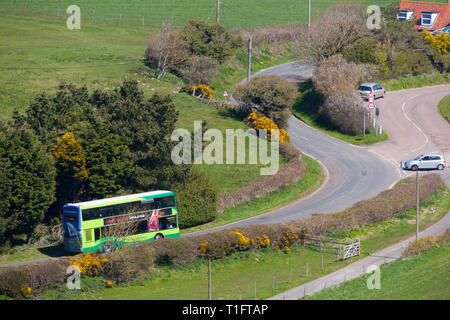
top-left (399, 0), bottom-right (450, 30)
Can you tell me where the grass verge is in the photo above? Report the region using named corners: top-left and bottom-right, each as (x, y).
top-left (437, 94), bottom-right (450, 124)
top-left (304, 243), bottom-right (450, 300)
top-left (380, 72), bottom-right (450, 92)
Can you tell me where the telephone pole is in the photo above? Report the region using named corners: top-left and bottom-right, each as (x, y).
top-left (216, 0), bottom-right (220, 24)
top-left (247, 37), bottom-right (252, 82)
top-left (308, 0), bottom-right (311, 29)
top-left (416, 170), bottom-right (419, 240)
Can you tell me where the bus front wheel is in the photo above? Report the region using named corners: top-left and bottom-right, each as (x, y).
top-left (154, 233), bottom-right (164, 240)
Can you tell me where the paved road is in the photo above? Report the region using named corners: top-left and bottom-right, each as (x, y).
top-left (189, 61), bottom-right (399, 236)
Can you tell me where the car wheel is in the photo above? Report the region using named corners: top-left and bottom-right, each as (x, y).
top-left (437, 164), bottom-right (444, 170)
top-left (412, 165), bottom-right (419, 171)
top-left (382, 91), bottom-right (385, 98)
top-left (154, 233), bottom-right (164, 240)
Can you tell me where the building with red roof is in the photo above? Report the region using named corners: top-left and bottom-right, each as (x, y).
top-left (397, 0), bottom-right (450, 31)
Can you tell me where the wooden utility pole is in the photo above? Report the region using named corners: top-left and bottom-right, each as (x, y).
top-left (308, 0), bottom-right (311, 29)
top-left (416, 170), bottom-right (419, 240)
top-left (247, 37), bottom-right (252, 82)
top-left (216, 0), bottom-right (220, 24)
top-left (208, 258), bottom-right (212, 300)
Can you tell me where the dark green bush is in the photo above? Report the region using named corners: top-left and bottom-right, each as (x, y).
top-left (390, 51), bottom-right (433, 77)
top-left (175, 169), bottom-right (218, 229)
top-left (181, 20), bottom-right (243, 62)
top-left (342, 39), bottom-right (378, 64)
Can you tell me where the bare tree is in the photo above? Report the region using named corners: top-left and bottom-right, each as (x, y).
top-left (297, 3), bottom-right (368, 65)
top-left (145, 20), bottom-right (191, 79)
top-left (180, 56), bottom-right (219, 96)
top-left (100, 211), bottom-right (143, 253)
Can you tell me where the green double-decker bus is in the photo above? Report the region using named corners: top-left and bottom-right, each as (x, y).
top-left (62, 190), bottom-right (180, 253)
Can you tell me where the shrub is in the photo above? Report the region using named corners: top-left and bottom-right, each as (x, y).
top-left (181, 20), bottom-right (243, 62)
top-left (0, 268), bottom-right (31, 298)
top-left (342, 39), bottom-right (378, 64)
top-left (401, 236), bottom-right (440, 259)
top-left (423, 30), bottom-right (450, 55)
top-left (175, 168), bottom-right (218, 229)
top-left (312, 54), bottom-right (373, 98)
top-left (279, 143), bottom-right (301, 162)
top-left (390, 51), bottom-right (433, 77)
top-left (180, 56), bottom-right (219, 91)
top-left (234, 75), bottom-right (297, 129)
top-left (69, 252), bottom-right (109, 276)
top-left (247, 112), bottom-right (290, 143)
top-left (103, 243), bottom-right (156, 283)
top-left (182, 84), bottom-right (215, 99)
top-left (297, 3), bottom-right (368, 64)
top-left (28, 259), bottom-right (68, 292)
top-left (318, 91), bottom-right (372, 135)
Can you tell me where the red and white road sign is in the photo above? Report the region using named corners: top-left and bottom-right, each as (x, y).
top-left (223, 90), bottom-right (229, 97)
top-left (368, 96), bottom-right (374, 103)
top-left (368, 103), bottom-right (375, 110)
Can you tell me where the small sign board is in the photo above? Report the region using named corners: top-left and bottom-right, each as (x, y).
top-left (368, 103), bottom-right (375, 110)
top-left (368, 95), bottom-right (374, 103)
top-left (223, 90), bottom-right (229, 97)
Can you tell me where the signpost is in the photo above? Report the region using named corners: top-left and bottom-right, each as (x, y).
top-left (223, 90), bottom-right (229, 103)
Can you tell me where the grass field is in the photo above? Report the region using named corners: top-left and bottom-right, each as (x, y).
top-left (0, 0), bottom-right (400, 30)
top-left (32, 182), bottom-right (449, 300)
top-left (438, 94), bottom-right (450, 124)
top-left (305, 243), bottom-right (450, 300)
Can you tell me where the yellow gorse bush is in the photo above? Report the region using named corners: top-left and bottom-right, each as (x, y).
top-left (185, 84), bottom-right (215, 99)
top-left (247, 112), bottom-right (290, 143)
top-left (423, 30), bottom-right (450, 55)
top-left (70, 252), bottom-right (109, 276)
top-left (280, 229), bottom-right (299, 253)
top-left (21, 286), bottom-right (31, 297)
top-left (199, 240), bottom-right (209, 257)
top-left (230, 231), bottom-right (255, 250)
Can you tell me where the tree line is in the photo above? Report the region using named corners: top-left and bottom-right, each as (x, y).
top-left (0, 80), bottom-right (217, 250)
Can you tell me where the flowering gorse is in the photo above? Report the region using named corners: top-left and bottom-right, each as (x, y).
top-left (70, 252), bottom-right (109, 276)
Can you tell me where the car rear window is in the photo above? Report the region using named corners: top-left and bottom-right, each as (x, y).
top-left (359, 86), bottom-right (372, 91)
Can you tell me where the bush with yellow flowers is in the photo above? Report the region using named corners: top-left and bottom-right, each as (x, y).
top-left (280, 229), bottom-right (299, 253)
top-left (247, 112), bottom-right (290, 143)
top-left (230, 231), bottom-right (255, 250)
top-left (183, 84), bottom-right (215, 99)
top-left (70, 252), bottom-right (110, 276)
top-left (21, 286), bottom-right (31, 298)
top-left (423, 30), bottom-right (450, 55)
top-left (256, 234), bottom-right (271, 248)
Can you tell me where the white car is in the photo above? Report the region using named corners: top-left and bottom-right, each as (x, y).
top-left (403, 154), bottom-right (446, 171)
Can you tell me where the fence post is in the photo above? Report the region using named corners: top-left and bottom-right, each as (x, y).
top-left (289, 267), bottom-right (292, 283)
top-left (306, 263), bottom-right (309, 277)
top-left (254, 282), bottom-right (257, 299)
top-left (272, 273), bottom-right (275, 290)
top-left (142, 16), bottom-right (145, 27)
top-left (321, 256), bottom-right (324, 271)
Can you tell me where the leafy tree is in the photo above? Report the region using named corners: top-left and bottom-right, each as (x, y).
top-left (52, 132), bottom-right (89, 205)
top-left (181, 20), bottom-right (243, 62)
top-left (80, 124), bottom-right (133, 199)
top-left (175, 168), bottom-right (217, 229)
top-left (342, 39), bottom-right (378, 64)
top-left (99, 79), bottom-right (191, 191)
top-left (0, 125), bottom-right (56, 245)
